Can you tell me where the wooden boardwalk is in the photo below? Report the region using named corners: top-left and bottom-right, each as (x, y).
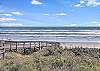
top-left (1, 40), bottom-right (99, 59)
top-left (0, 40), bottom-right (60, 59)
top-left (0, 41), bottom-right (5, 59)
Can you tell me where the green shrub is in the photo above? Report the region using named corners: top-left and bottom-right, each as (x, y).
top-left (1, 47), bottom-right (100, 71)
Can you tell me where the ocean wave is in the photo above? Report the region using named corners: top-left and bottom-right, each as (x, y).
top-left (0, 31), bottom-right (100, 35)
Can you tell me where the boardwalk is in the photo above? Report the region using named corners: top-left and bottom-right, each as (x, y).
top-left (0, 41), bottom-right (5, 59)
top-left (0, 40), bottom-right (100, 59)
top-left (0, 40), bottom-right (60, 59)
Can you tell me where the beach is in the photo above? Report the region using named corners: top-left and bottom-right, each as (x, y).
top-left (61, 42), bottom-right (100, 49)
top-left (0, 27), bottom-right (100, 49)
top-left (1, 40), bottom-right (100, 50)
top-left (0, 27), bottom-right (100, 71)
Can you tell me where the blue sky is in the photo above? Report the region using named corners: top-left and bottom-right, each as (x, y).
top-left (0, 0), bottom-right (100, 26)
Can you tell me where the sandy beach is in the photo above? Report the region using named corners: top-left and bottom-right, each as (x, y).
top-left (60, 42), bottom-right (100, 49)
top-left (1, 40), bottom-right (100, 49)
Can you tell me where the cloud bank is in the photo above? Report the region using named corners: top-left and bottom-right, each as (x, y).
top-left (0, 23), bottom-right (23, 27)
top-left (0, 18), bottom-right (16, 22)
top-left (11, 12), bottom-right (24, 15)
top-left (74, 0), bottom-right (100, 7)
top-left (0, 13), bottom-right (12, 16)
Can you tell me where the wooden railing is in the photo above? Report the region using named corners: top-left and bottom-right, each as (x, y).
top-left (0, 40), bottom-right (60, 59)
top-left (0, 42), bottom-right (5, 59)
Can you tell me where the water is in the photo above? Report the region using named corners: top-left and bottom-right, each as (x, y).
top-left (0, 27), bottom-right (100, 42)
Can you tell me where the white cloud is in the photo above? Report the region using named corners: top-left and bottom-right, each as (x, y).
top-left (70, 24), bottom-right (77, 26)
top-left (74, 4), bottom-right (83, 7)
top-left (0, 23), bottom-right (23, 27)
top-left (43, 14), bottom-right (49, 16)
top-left (86, 0), bottom-right (100, 6)
top-left (0, 18), bottom-right (16, 22)
top-left (43, 13), bottom-right (69, 16)
top-left (86, 24), bottom-right (93, 26)
top-left (31, 0), bottom-right (42, 5)
top-left (0, 13), bottom-right (12, 16)
top-left (90, 21), bottom-right (99, 24)
top-left (11, 12), bottom-right (24, 15)
top-left (80, 0), bottom-right (85, 4)
top-left (93, 1), bottom-right (100, 6)
top-left (64, 24), bottom-right (77, 26)
top-left (97, 24), bottom-right (100, 26)
top-left (89, 21), bottom-right (100, 26)
top-left (55, 13), bottom-right (67, 16)
top-left (74, 0), bottom-right (100, 7)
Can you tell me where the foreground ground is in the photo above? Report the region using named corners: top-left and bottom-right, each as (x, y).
top-left (0, 47), bottom-right (100, 71)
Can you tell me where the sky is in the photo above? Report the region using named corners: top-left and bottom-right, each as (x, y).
top-left (0, 0), bottom-right (100, 27)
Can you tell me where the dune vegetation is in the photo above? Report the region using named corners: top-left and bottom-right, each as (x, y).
top-left (0, 46), bottom-right (100, 71)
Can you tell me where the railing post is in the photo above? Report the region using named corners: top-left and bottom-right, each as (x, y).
top-left (9, 42), bottom-right (12, 51)
top-left (39, 41), bottom-right (41, 50)
top-left (46, 41), bottom-right (47, 47)
top-left (23, 42), bottom-right (25, 54)
top-left (2, 48), bottom-right (5, 60)
top-left (16, 42), bottom-right (17, 52)
top-left (30, 42), bottom-right (31, 48)
top-left (33, 42), bottom-right (35, 51)
top-left (0, 41), bottom-right (5, 60)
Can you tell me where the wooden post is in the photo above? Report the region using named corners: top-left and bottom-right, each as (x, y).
top-left (30, 42), bottom-right (31, 48)
top-left (0, 44), bottom-right (5, 60)
top-left (23, 42), bottom-right (25, 54)
top-left (39, 41), bottom-right (40, 50)
top-left (10, 42), bottom-right (12, 51)
top-left (2, 48), bottom-right (5, 60)
top-left (55, 42), bottom-right (56, 47)
top-left (3, 43), bottom-right (4, 46)
top-left (40, 41), bottom-right (43, 49)
top-left (33, 42), bottom-right (35, 51)
top-left (56, 42), bottom-right (60, 47)
top-left (46, 41), bottom-right (47, 47)
top-left (58, 42), bottom-right (60, 47)
top-left (0, 46), bottom-right (5, 59)
top-left (16, 42), bottom-right (17, 52)
top-left (1, 41), bottom-right (5, 59)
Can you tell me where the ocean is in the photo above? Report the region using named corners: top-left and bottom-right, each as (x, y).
top-left (0, 27), bottom-right (100, 42)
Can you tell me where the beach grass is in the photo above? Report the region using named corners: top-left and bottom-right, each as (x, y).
top-left (0, 46), bottom-right (100, 71)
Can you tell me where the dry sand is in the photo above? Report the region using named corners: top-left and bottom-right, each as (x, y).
top-left (1, 41), bottom-right (100, 49)
top-left (60, 42), bottom-right (100, 49)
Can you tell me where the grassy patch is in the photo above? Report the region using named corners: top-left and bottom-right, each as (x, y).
top-left (0, 47), bottom-right (100, 71)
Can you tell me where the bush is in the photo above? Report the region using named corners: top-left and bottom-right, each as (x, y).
top-left (1, 47), bottom-right (100, 71)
